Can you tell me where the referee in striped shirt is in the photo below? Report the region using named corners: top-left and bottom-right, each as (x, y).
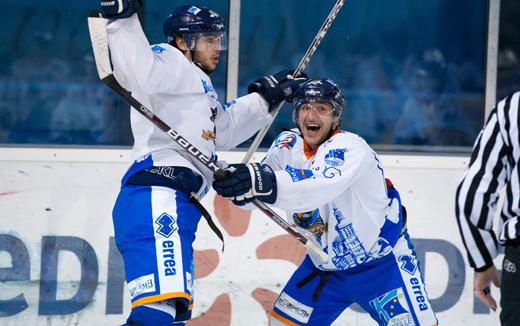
top-left (456, 91), bottom-right (520, 324)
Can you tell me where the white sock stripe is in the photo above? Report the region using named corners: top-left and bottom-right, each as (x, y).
top-left (151, 187), bottom-right (185, 296)
top-left (393, 239), bottom-right (438, 325)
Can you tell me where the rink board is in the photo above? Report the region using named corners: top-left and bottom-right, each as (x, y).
top-left (0, 148), bottom-right (503, 325)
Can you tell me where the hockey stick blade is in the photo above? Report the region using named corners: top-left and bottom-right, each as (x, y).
top-left (87, 14), bottom-right (329, 262)
top-left (87, 13), bottom-right (112, 80)
top-left (305, 238), bottom-right (329, 262)
top-left (241, 0), bottom-right (345, 164)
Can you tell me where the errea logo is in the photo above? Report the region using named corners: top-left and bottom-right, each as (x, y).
top-left (155, 213), bottom-right (177, 238)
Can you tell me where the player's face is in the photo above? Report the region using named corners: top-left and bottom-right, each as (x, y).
top-left (297, 102), bottom-right (339, 149)
top-left (193, 34), bottom-right (223, 74)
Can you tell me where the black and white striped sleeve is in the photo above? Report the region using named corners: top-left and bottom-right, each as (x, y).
top-left (455, 98), bottom-right (511, 271)
top-left (499, 217), bottom-right (520, 243)
top-left (496, 92), bottom-right (520, 245)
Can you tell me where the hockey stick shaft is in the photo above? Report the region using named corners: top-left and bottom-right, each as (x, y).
top-left (87, 14), bottom-right (328, 262)
top-left (241, 0), bottom-right (345, 163)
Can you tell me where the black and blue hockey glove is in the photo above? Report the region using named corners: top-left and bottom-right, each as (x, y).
top-left (247, 69), bottom-right (308, 111)
top-left (101, 0), bottom-right (143, 19)
top-left (213, 163), bottom-right (277, 206)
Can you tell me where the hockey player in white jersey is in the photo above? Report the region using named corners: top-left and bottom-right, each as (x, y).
top-left (213, 79), bottom-right (438, 325)
top-left (99, 1), bottom-right (307, 325)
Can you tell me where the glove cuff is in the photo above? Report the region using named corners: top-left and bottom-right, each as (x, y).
top-left (247, 163), bottom-right (277, 204)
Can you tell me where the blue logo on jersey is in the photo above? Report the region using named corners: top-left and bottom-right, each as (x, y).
top-left (369, 288), bottom-right (412, 323)
top-left (285, 165), bottom-right (314, 182)
top-left (274, 133), bottom-right (297, 150)
top-left (201, 79), bottom-right (217, 99)
top-left (331, 204), bottom-right (368, 269)
top-left (322, 166), bottom-right (341, 178)
top-left (151, 45), bottom-right (166, 53)
top-left (325, 148), bottom-right (347, 166)
top-left (155, 213), bottom-right (177, 237)
top-left (398, 255), bottom-right (418, 275)
top-left (222, 99), bottom-right (236, 111)
top-left (201, 79), bottom-right (210, 93)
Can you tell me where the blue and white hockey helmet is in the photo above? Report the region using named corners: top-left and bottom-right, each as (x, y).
top-left (292, 79), bottom-right (346, 123)
top-left (163, 5), bottom-right (227, 50)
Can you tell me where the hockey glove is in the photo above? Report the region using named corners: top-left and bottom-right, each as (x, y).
top-left (247, 69), bottom-right (308, 111)
top-left (101, 0), bottom-right (143, 19)
top-left (213, 163), bottom-right (277, 206)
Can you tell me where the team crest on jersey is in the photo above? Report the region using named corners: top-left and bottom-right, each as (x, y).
top-left (274, 133), bottom-right (297, 150)
top-left (201, 129), bottom-right (216, 141)
top-left (325, 148), bottom-right (347, 166)
top-left (285, 165), bottom-right (314, 182)
top-left (369, 288), bottom-right (413, 325)
top-left (155, 213), bottom-right (178, 238)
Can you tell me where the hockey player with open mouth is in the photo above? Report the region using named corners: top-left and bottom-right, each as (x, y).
top-left (213, 79), bottom-right (439, 325)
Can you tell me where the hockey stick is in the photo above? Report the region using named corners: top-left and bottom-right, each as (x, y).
top-left (87, 13), bottom-right (328, 262)
top-left (241, 0), bottom-right (345, 163)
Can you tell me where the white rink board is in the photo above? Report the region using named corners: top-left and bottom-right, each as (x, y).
top-left (0, 148), bottom-right (503, 325)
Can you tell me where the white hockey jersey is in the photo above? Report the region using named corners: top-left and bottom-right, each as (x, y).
top-left (262, 129), bottom-right (402, 271)
top-left (106, 14), bottom-right (272, 195)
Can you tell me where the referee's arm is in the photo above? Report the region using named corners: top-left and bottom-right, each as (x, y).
top-left (455, 106), bottom-right (508, 271)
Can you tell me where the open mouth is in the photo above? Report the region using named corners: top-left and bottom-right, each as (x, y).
top-left (305, 124), bottom-right (321, 136)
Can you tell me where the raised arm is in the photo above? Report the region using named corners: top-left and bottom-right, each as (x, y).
top-left (103, 4), bottom-right (186, 95)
